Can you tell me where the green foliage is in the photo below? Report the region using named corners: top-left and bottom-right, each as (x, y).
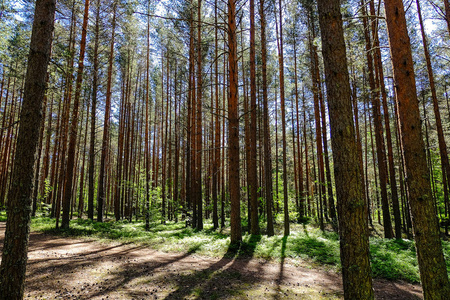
top-left (0, 210), bottom-right (6, 222)
top-left (370, 238), bottom-right (419, 283)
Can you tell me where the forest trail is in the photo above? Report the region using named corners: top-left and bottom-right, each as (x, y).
top-left (0, 223), bottom-right (422, 299)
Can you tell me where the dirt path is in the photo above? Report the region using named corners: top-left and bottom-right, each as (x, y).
top-left (0, 223), bottom-right (422, 299)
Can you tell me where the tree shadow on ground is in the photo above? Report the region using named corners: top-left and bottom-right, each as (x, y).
top-left (83, 244), bottom-right (203, 299)
top-left (162, 234), bottom-right (263, 299)
top-left (273, 235), bottom-right (287, 299)
top-left (0, 222), bottom-right (425, 299)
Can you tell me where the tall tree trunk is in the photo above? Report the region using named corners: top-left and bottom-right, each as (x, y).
top-left (221, 42), bottom-right (227, 229)
top-left (293, 45), bottom-right (304, 221)
top-left (316, 0), bottom-right (374, 298)
top-left (361, 4), bottom-right (393, 238)
top-left (88, 0), bottom-right (100, 220)
top-left (368, 0), bottom-right (402, 239)
top-left (55, 4), bottom-right (77, 226)
top-left (32, 92), bottom-right (47, 216)
top-left (212, 0), bottom-right (220, 230)
top-left (39, 94), bottom-right (53, 201)
top-left (307, 10), bottom-right (326, 229)
top-left (78, 99), bottom-right (89, 217)
top-left (145, 4), bottom-right (151, 229)
top-left (416, 0), bottom-right (450, 229)
top-left (62, 0), bottom-right (90, 228)
top-left (275, 0), bottom-right (289, 236)
top-left (97, 3), bottom-right (116, 222)
top-left (0, 0), bottom-right (56, 297)
top-left (249, 0), bottom-right (259, 235)
top-left (196, 0), bottom-right (203, 230)
top-left (228, 0), bottom-right (241, 244)
top-left (350, 72), bottom-right (370, 227)
top-left (384, 0), bottom-right (450, 297)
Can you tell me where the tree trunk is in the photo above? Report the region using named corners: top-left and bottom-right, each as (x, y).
top-left (228, 0), bottom-right (241, 244)
top-left (78, 99), bottom-right (89, 217)
top-left (196, 0), bottom-right (203, 230)
top-left (276, 0), bottom-right (289, 236)
top-left (145, 5), bottom-right (151, 229)
top-left (0, 0), bottom-right (56, 297)
top-left (316, 0), bottom-right (374, 298)
top-left (307, 10), bottom-right (326, 230)
top-left (62, 0), bottom-right (90, 229)
top-left (97, 3), bottom-right (116, 222)
top-left (293, 40), bottom-right (304, 222)
top-left (88, 0), bottom-right (100, 220)
top-left (249, 0), bottom-right (259, 235)
top-left (416, 0), bottom-right (450, 230)
top-left (383, 0), bottom-right (450, 297)
top-left (212, 0), bottom-right (220, 230)
top-left (361, 3), bottom-right (393, 238)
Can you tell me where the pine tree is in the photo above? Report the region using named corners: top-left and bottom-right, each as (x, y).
top-left (383, 0), bottom-right (450, 297)
top-left (0, 0), bottom-right (56, 298)
top-left (316, 0), bottom-right (374, 298)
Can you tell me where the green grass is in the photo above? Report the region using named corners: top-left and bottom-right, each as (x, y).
top-left (370, 238), bottom-right (419, 282)
top-left (0, 211), bottom-right (6, 222)
top-left (1, 211), bottom-right (449, 284)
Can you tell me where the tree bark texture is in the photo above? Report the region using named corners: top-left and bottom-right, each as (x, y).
top-left (228, 0), bottom-right (242, 244)
top-left (316, 0), bottom-right (374, 298)
top-left (0, 0), bottom-right (56, 298)
top-left (383, 0), bottom-right (450, 298)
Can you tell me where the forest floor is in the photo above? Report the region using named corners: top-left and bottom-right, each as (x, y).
top-left (0, 222), bottom-right (423, 300)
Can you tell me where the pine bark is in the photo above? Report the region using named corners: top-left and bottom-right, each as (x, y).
top-left (97, 3), bottom-right (116, 222)
top-left (317, 0), bottom-right (374, 298)
top-left (212, 0), bottom-right (220, 230)
top-left (228, 0), bottom-right (241, 244)
top-left (362, 4), bottom-right (393, 238)
top-left (416, 0), bottom-right (450, 231)
top-left (62, 0), bottom-right (90, 228)
top-left (249, 0), bottom-right (259, 235)
top-left (88, 0), bottom-right (100, 220)
top-left (145, 6), bottom-right (151, 230)
top-left (384, 0), bottom-right (450, 297)
top-left (196, 0), bottom-right (203, 229)
top-left (276, 0), bottom-right (289, 236)
top-left (0, 0), bottom-right (56, 297)
top-left (368, 0), bottom-right (402, 239)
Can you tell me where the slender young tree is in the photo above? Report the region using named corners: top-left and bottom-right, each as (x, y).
top-left (61, 0), bottom-right (90, 228)
top-left (249, 0), bottom-right (259, 235)
top-left (196, 0), bottom-right (203, 230)
top-left (383, 0), bottom-right (450, 298)
top-left (416, 0), bottom-right (450, 226)
top-left (228, 0), bottom-right (241, 244)
top-left (97, 2), bottom-right (117, 222)
top-left (316, 0), bottom-right (374, 298)
top-left (88, 0), bottom-right (100, 220)
top-left (0, 0), bottom-right (56, 298)
top-left (145, 3), bottom-right (151, 230)
top-left (361, 4), bottom-right (393, 238)
top-left (275, 0), bottom-right (289, 236)
top-left (212, 0), bottom-right (220, 230)
top-left (260, 0), bottom-right (273, 236)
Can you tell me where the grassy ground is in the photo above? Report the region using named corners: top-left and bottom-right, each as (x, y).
top-left (1, 211), bottom-right (449, 284)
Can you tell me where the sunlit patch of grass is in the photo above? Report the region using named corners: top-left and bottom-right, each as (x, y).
top-left (370, 238), bottom-right (420, 283)
top-left (247, 228), bottom-right (340, 267)
top-left (0, 210), bottom-right (6, 222)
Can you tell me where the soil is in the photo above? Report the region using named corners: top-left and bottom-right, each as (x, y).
top-left (0, 222), bottom-right (422, 299)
